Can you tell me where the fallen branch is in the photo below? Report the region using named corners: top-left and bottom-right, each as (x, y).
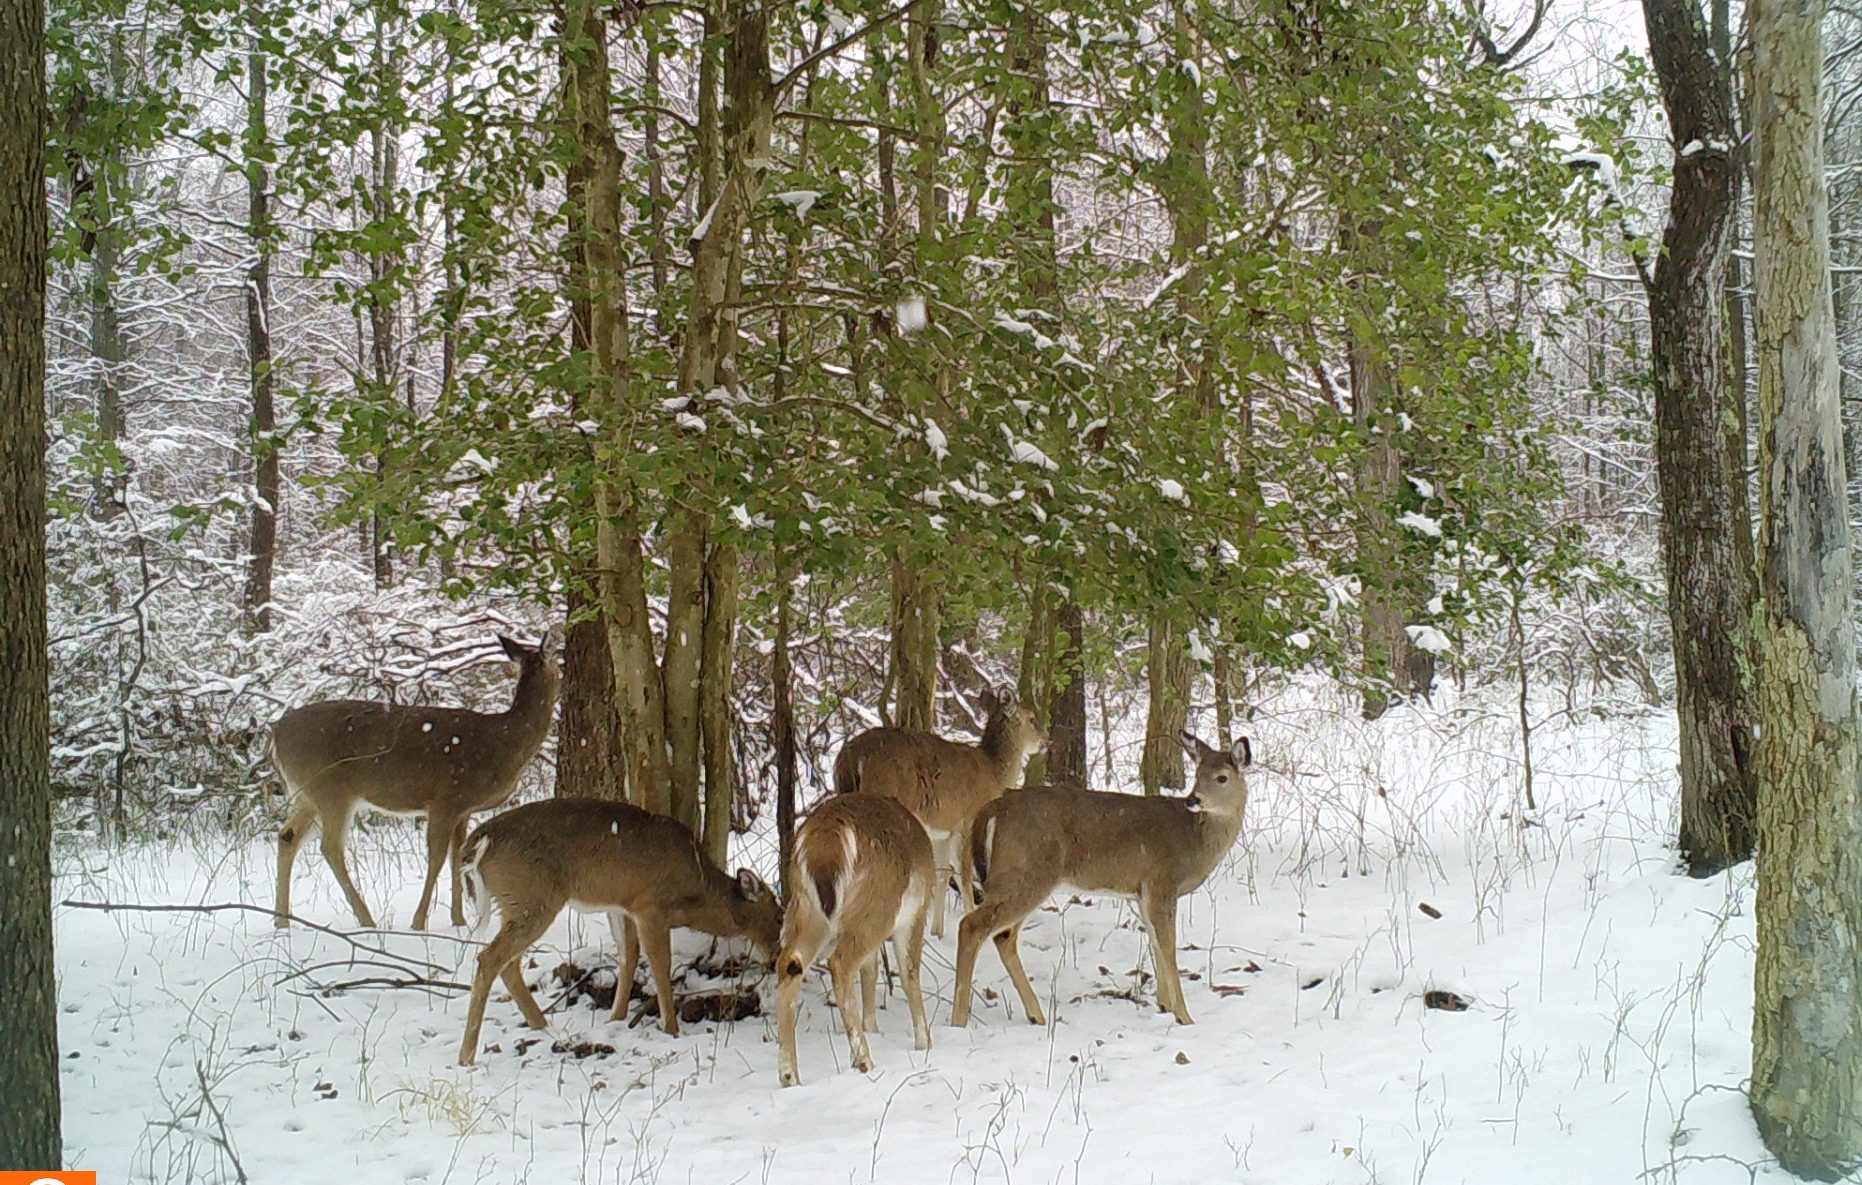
top-left (58, 899), bottom-right (464, 976)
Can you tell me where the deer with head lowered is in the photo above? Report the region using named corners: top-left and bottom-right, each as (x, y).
top-left (775, 794), bottom-right (935, 1086)
top-left (833, 687), bottom-right (1046, 937)
top-left (272, 629), bottom-right (560, 931)
top-left (952, 730), bottom-right (1253, 1027)
top-left (455, 797), bottom-right (781, 1066)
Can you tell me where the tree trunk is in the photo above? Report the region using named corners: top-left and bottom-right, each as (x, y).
top-left (241, 1), bottom-right (278, 633)
top-left (1049, 602), bottom-right (1088, 787)
top-left (1140, 617), bottom-right (1191, 794)
top-left (555, 588), bottom-right (623, 800)
top-left (700, 540), bottom-right (739, 864)
top-left (1748, 0), bottom-right (1862, 1170)
top-left (561, 0), bottom-right (669, 813)
top-left (889, 552), bottom-right (940, 731)
top-left (0, 0), bottom-right (60, 1153)
top-left (1640, 0), bottom-right (1761, 876)
top-left (87, 96), bottom-right (124, 522)
top-left (663, 515), bottom-right (706, 832)
top-left (1351, 335), bottom-right (1408, 720)
top-left (773, 558), bottom-right (797, 897)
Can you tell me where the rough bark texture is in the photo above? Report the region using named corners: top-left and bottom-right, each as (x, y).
top-left (1748, 0), bottom-right (1862, 1172)
top-left (773, 562), bottom-right (797, 897)
top-left (1, 0), bottom-right (61, 1155)
top-left (561, 0), bottom-right (669, 812)
top-left (664, 517), bottom-right (706, 831)
top-left (1350, 336), bottom-right (1408, 721)
top-left (554, 588), bottom-right (623, 800)
top-left (1640, 0), bottom-right (1761, 875)
top-left (889, 552), bottom-right (940, 732)
top-left (700, 540), bottom-right (739, 864)
top-left (241, 4), bottom-right (279, 633)
top-left (1140, 617), bottom-right (1191, 794)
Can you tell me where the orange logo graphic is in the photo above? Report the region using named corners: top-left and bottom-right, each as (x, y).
top-left (0, 1173), bottom-right (98, 1185)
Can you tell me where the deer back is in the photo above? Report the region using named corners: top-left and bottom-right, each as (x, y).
top-left (781, 795), bottom-right (933, 970)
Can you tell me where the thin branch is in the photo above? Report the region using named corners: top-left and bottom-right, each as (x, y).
top-left (774, 0), bottom-right (924, 96)
top-left (58, 899), bottom-right (468, 972)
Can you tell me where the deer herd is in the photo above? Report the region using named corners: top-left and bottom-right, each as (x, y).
top-left (269, 630), bottom-right (1255, 1086)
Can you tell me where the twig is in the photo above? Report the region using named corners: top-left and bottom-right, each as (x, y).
top-left (58, 899), bottom-right (465, 974)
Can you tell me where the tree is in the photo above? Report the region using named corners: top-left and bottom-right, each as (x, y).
top-left (241, 0), bottom-right (280, 632)
top-left (0, 0), bottom-right (61, 1156)
top-left (1748, 0), bottom-right (1862, 1170)
top-left (1638, 0), bottom-right (1760, 875)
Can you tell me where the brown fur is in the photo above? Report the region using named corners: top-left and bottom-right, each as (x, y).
top-left (272, 632), bottom-right (560, 931)
top-left (455, 798), bottom-right (780, 1066)
top-left (832, 690), bottom-right (1045, 936)
top-left (775, 795), bottom-right (935, 1086)
top-left (953, 732), bottom-right (1253, 1027)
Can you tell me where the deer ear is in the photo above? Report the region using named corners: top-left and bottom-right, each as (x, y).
top-left (736, 868), bottom-right (769, 900)
top-left (498, 634), bottom-right (527, 661)
top-left (1231, 737), bottom-right (1253, 768)
top-left (998, 686), bottom-right (1020, 713)
top-left (1178, 730), bottom-right (1208, 760)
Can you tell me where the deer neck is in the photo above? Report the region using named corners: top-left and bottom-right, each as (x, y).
top-left (979, 726), bottom-right (1032, 786)
top-left (1186, 797), bottom-right (1248, 878)
top-left (502, 666), bottom-right (560, 753)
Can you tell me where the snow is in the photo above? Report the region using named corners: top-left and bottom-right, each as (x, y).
top-left (896, 297), bottom-right (928, 335)
top-left (1397, 510), bottom-right (1443, 538)
top-left (1679, 139), bottom-right (1705, 158)
top-left (1406, 623), bottom-right (1452, 654)
top-left (922, 417), bottom-right (948, 460)
top-left (773, 190), bottom-right (824, 219)
top-left (1000, 426), bottom-right (1059, 472)
top-left (51, 692), bottom-right (1779, 1185)
top-left (1156, 478), bottom-right (1189, 505)
top-left (445, 448), bottom-right (497, 481)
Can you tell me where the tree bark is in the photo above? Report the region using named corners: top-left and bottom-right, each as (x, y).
top-left (700, 539), bottom-right (739, 864)
top-left (86, 36), bottom-right (125, 522)
top-left (1640, 0), bottom-right (1761, 875)
top-left (1350, 334), bottom-right (1408, 720)
top-left (241, 0), bottom-right (279, 633)
top-left (555, 587), bottom-right (623, 800)
top-left (773, 558), bottom-right (797, 897)
top-left (1748, 0), bottom-right (1862, 1170)
top-left (889, 551), bottom-right (940, 731)
top-left (0, 0), bottom-right (60, 1153)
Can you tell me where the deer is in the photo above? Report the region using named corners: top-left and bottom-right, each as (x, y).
top-left (776, 794), bottom-right (935, 1087)
top-left (833, 687), bottom-right (1047, 937)
top-left (271, 629), bottom-right (560, 932)
top-left (455, 797), bottom-right (782, 1066)
top-left (951, 730), bottom-right (1253, 1028)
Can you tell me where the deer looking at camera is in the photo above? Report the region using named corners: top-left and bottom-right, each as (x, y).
top-left (833, 687), bottom-right (1046, 937)
top-left (271, 629), bottom-right (560, 931)
top-left (455, 797), bottom-right (781, 1066)
top-left (952, 731), bottom-right (1253, 1028)
top-left (775, 794), bottom-right (935, 1087)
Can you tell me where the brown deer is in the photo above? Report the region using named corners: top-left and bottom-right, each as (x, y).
top-left (456, 797), bottom-right (781, 1066)
top-left (952, 730), bottom-right (1253, 1027)
top-left (775, 794), bottom-right (935, 1087)
top-left (272, 630), bottom-right (560, 931)
top-left (833, 687), bottom-right (1046, 937)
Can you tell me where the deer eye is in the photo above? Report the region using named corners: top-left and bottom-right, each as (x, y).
top-left (1216, 774), bottom-right (1229, 784)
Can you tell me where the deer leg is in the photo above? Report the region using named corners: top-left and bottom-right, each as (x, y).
top-left (1140, 887), bottom-right (1191, 1024)
top-left (317, 803), bottom-right (376, 929)
top-left (641, 919), bottom-right (680, 1036)
top-left (953, 896), bottom-right (1021, 1026)
top-left (274, 801), bottom-right (317, 929)
top-left (828, 952), bottom-right (874, 1074)
top-left (607, 911), bottom-right (640, 1023)
top-left (446, 816), bottom-right (471, 927)
top-left (458, 906), bottom-right (553, 1065)
top-left (994, 923), bottom-right (1047, 1026)
top-left (928, 833), bottom-right (951, 940)
top-left (860, 952), bottom-right (880, 1032)
top-left (776, 954), bottom-right (807, 1087)
top-left (411, 807), bottom-right (458, 932)
top-left (896, 893), bottom-right (932, 1052)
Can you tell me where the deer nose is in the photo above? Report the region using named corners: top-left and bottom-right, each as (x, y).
top-left (1186, 794), bottom-right (1204, 813)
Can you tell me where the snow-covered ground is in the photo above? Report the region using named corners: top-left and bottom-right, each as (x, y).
top-left (52, 688), bottom-right (1786, 1184)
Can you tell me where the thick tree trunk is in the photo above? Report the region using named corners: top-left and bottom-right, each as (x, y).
top-left (0, 0), bottom-right (60, 1155)
top-left (773, 559), bottom-right (797, 897)
top-left (663, 515), bottom-right (706, 832)
top-left (1140, 617), bottom-right (1191, 794)
top-left (1049, 602), bottom-right (1088, 786)
top-left (1748, 0), bottom-right (1862, 1171)
top-left (889, 553), bottom-right (940, 731)
top-left (561, 0), bottom-right (669, 812)
top-left (555, 588), bottom-right (623, 800)
top-left (1640, 0), bottom-right (1761, 875)
top-left (241, 5), bottom-right (278, 633)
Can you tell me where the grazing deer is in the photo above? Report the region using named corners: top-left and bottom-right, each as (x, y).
top-left (776, 794), bottom-right (934, 1087)
top-left (272, 630), bottom-right (560, 931)
top-left (952, 731), bottom-right (1253, 1027)
top-left (833, 687), bottom-right (1046, 937)
top-left (455, 797), bottom-right (781, 1066)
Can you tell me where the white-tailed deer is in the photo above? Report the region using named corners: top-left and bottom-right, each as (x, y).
top-left (272, 630), bottom-right (560, 931)
top-left (952, 730), bottom-right (1252, 1027)
top-left (833, 687), bottom-right (1046, 937)
top-left (456, 797), bottom-right (781, 1066)
top-left (776, 794), bottom-right (934, 1087)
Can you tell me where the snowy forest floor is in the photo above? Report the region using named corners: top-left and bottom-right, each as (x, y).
top-left (52, 686), bottom-right (1790, 1185)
